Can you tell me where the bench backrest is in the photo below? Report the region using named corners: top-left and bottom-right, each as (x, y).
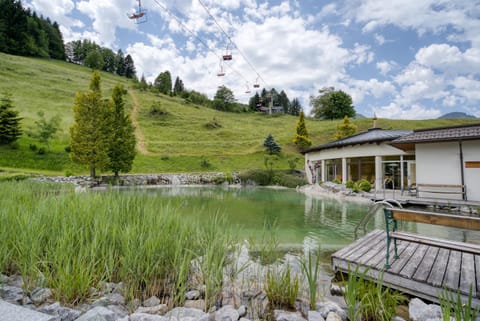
top-left (386, 208), bottom-right (480, 231)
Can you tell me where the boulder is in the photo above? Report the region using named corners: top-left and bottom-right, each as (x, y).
top-left (143, 296), bottom-right (161, 307)
top-left (215, 305), bottom-right (239, 321)
top-left (0, 300), bottom-right (55, 321)
top-left (186, 290), bottom-right (201, 300)
top-left (165, 307), bottom-right (208, 321)
top-left (0, 285), bottom-right (24, 304)
top-left (274, 310), bottom-right (307, 321)
top-left (316, 301), bottom-right (347, 321)
top-left (38, 302), bottom-right (81, 321)
top-left (130, 312), bottom-right (166, 321)
top-left (308, 310), bottom-right (325, 321)
top-left (30, 288), bottom-right (52, 305)
top-left (409, 298), bottom-right (443, 321)
top-left (135, 304), bottom-right (168, 315)
top-left (75, 306), bottom-right (117, 321)
top-left (325, 312), bottom-right (342, 321)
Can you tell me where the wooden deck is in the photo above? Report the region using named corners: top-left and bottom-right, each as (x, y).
top-left (331, 230), bottom-right (480, 307)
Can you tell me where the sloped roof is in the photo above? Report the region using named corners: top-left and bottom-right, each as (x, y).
top-left (391, 123), bottom-right (480, 145)
top-left (302, 128), bottom-right (412, 154)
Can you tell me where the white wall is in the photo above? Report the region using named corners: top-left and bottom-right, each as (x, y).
top-left (463, 140), bottom-right (480, 201)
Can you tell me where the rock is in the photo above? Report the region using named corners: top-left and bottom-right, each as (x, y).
top-left (394, 317), bottom-right (406, 321)
top-left (308, 310), bottom-right (325, 321)
top-left (135, 304), bottom-right (169, 315)
top-left (106, 304), bottom-right (128, 318)
top-left (30, 287), bottom-right (52, 305)
top-left (7, 275), bottom-right (24, 288)
top-left (143, 296), bottom-right (161, 307)
top-left (274, 310), bottom-right (307, 321)
top-left (130, 313), bottom-right (166, 321)
top-left (165, 307), bottom-right (208, 320)
top-left (0, 300), bottom-right (55, 321)
top-left (316, 301), bottom-right (347, 321)
top-left (329, 284), bottom-right (344, 296)
top-left (75, 306), bottom-right (117, 321)
top-left (38, 302), bottom-right (82, 321)
top-left (0, 285), bottom-right (24, 303)
top-left (237, 305), bottom-right (247, 318)
top-left (238, 318), bottom-right (251, 321)
top-left (409, 298), bottom-right (442, 321)
top-left (215, 305), bottom-right (239, 321)
top-left (186, 290), bottom-right (201, 300)
top-left (184, 300), bottom-right (206, 311)
top-left (325, 312), bottom-right (342, 321)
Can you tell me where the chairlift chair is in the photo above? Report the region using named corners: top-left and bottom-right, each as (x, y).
top-left (217, 60), bottom-right (225, 77)
top-left (128, 0), bottom-right (147, 24)
top-left (222, 43), bottom-right (232, 61)
top-left (245, 82), bottom-right (251, 94)
top-left (253, 76), bottom-right (260, 88)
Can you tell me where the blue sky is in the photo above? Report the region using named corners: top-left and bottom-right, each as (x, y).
top-left (25, 0), bottom-right (480, 119)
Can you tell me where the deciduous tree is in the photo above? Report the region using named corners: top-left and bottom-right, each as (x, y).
top-left (30, 111), bottom-right (61, 151)
top-left (70, 71), bottom-right (112, 178)
top-left (310, 87), bottom-right (355, 120)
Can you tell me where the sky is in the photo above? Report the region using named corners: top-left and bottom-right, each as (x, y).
top-left (24, 0), bottom-right (480, 119)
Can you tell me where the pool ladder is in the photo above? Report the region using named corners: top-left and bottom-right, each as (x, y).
top-left (354, 199), bottom-right (403, 238)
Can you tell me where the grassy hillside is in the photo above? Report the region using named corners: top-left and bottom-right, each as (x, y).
top-left (1, 52), bottom-right (478, 175)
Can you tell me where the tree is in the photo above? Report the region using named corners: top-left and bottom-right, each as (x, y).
top-left (84, 49), bottom-right (104, 70)
top-left (124, 54), bottom-right (136, 79)
top-left (334, 116), bottom-right (357, 140)
top-left (263, 134), bottom-right (281, 154)
top-left (154, 71), bottom-right (172, 95)
top-left (248, 92), bottom-right (260, 111)
top-left (108, 84), bottom-right (136, 178)
top-left (293, 111), bottom-right (312, 150)
top-left (278, 90), bottom-right (290, 114)
top-left (70, 71), bottom-right (112, 178)
top-left (173, 76), bottom-right (184, 96)
top-left (0, 93), bottom-right (22, 145)
top-left (310, 87), bottom-right (355, 120)
top-left (289, 98), bottom-right (302, 116)
top-left (30, 111), bottom-right (61, 151)
top-left (213, 85), bottom-right (235, 111)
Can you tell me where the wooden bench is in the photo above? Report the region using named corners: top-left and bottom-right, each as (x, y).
top-left (383, 208), bottom-right (480, 268)
top-left (415, 183), bottom-right (466, 200)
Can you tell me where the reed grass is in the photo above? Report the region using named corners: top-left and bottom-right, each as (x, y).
top-left (0, 180), bottom-right (235, 305)
top-left (439, 286), bottom-right (479, 321)
top-left (298, 248), bottom-right (322, 310)
top-left (264, 264), bottom-right (299, 310)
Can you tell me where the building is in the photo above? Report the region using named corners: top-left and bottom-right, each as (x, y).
top-left (302, 122), bottom-right (480, 201)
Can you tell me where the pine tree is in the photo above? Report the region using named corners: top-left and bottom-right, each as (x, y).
top-left (289, 98), bottom-right (302, 116)
top-left (263, 134), bottom-right (281, 154)
top-left (293, 111), bottom-right (312, 150)
top-left (108, 84), bottom-right (136, 178)
top-left (334, 116), bottom-right (357, 140)
top-left (0, 93), bottom-right (22, 145)
top-left (70, 71), bottom-right (111, 178)
top-left (173, 76), bottom-right (184, 96)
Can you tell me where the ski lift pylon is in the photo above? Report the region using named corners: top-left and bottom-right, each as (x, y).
top-left (128, 0), bottom-right (147, 24)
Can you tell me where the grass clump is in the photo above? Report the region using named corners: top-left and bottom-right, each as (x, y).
top-left (298, 249), bottom-right (322, 310)
top-left (438, 286), bottom-right (479, 321)
top-left (0, 180), bottom-right (235, 306)
top-left (264, 264), bottom-right (299, 310)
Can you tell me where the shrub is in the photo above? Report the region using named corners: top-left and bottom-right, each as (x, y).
top-left (204, 118), bottom-right (222, 129)
top-left (200, 157), bottom-right (212, 169)
top-left (29, 144), bottom-right (38, 151)
top-left (332, 179), bottom-right (342, 184)
top-left (64, 146), bottom-right (72, 153)
top-left (149, 103), bottom-right (168, 116)
top-left (272, 172), bottom-right (307, 188)
top-left (9, 141), bottom-right (20, 149)
top-left (160, 155), bottom-right (169, 160)
top-left (345, 180), bottom-right (355, 189)
top-left (64, 170), bottom-right (73, 177)
top-left (37, 147), bottom-right (46, 155)
top-left (238, 170), bottom-right (272, 186)
top-left (356, 179), bottom-right (372, 192)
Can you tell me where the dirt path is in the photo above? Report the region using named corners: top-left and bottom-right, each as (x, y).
top-left (128, 89), bottom-right (149, 155)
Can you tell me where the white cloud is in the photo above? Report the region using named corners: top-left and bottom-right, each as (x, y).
top-left (376, 60), bottom-right (397, 75)
top-left (375, 102), bottom-right (441, 119)
top-left (415, 44), bottom-right (480, 73)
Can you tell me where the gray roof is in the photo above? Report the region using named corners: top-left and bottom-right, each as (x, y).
top-left (302, 128), bottom-right (412, 154)
top-left (391, 123), bottom-right (480, 144)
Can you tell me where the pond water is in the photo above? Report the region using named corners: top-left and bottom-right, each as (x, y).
top-left (124, 186), bottom-right (479, 278)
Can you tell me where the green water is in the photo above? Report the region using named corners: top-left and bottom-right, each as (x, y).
top-left (131, 186), bottom-right (374, 251)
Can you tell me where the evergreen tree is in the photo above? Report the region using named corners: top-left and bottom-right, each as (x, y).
top-left (124, 54), bottom-right (136, 79)
top-left (278, 90), bottom-right (290, 114)
top-left (139, 74), bottom-right (149, 91)
top-left (115, 49), bottom-right (125, 76)
top-left (334, 116), bottom-right (357, 140)
top-left (0, 93), bottom-right (22, 145)
top-left (293, 111), bottom-right (312, 150)
top-left (290, 98), bottom-right (302, 116)
top-left (108, 84), bottom-right (136, 178)
top-left (248, 92), bottom-right (260, 111)
top-left (173, 76), bottom-right (184, 96)
top-left (70, 71), bottom-right (112, 178)
top-left (263, 134), bottom-right (281, 154)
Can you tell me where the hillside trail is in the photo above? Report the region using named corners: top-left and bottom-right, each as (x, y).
top-left (128, 88), bottom-right (149, 155)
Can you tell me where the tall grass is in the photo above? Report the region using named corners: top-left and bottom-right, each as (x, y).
top-left (0, 180), bottom-right (235, 305)
top-left (298, 249), bottom-right (322, 310)
top-left (439, 286), bottom-right (479, 321)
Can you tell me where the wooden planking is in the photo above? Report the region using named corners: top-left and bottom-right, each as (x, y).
top-left (460, 253), bottom-right (476, 297)
top-left (427, 248), bottom-right (449, 287)
top-left (332, 230), bottom-right (480, 305)
top-left (398, 244), bottom-right (428, 279)
top-left (444, 250), bottom-right (461, 290)
top-left (413, 247), bottom-right (439, 282)
top-left (374, 239), bottom-right (409, 269)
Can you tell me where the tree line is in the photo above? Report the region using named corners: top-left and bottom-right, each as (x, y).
top-left (65, 40), bottom-right (136, 79)
top-left (0, 0), bottom-right (65, 59)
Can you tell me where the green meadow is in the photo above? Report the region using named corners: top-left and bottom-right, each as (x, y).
top-left (0, 52), bottom-right (478, 175)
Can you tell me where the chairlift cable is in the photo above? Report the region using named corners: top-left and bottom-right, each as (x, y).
top-left (197, 0), bottom-right (269, 88)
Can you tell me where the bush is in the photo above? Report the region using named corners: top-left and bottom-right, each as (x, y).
top-left (149, 103), bottom-right (168, 116)
top-left (332, 179), bottom-right (342, 184)
top-left (29, 144), bottom-right (38, 151)
top-left (204, 118), bottom-right (222, 129)
top-left (200, 157), bottom-right (212, 169)
top-left (65, 170), bottom-right (73, 177)
top-left (64, 146), bottom-right (72, 153)
top-left (272, 172), bottom-right (307, 188)
top-left (9, 141), bottom-right (20, 149)
top-left (37, 147), bottom-right (46, 155)
top-left (160, 155), bottom-right (169, 160)
top-left (238, 170), bottom-right (272, 186)
top-left (356, 179), bottom-right (372, 192)
top-left (345, 180), bottom-right (355, 189)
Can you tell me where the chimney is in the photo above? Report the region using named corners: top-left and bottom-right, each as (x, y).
top-left (373, 113), bottom-right (377, 128)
